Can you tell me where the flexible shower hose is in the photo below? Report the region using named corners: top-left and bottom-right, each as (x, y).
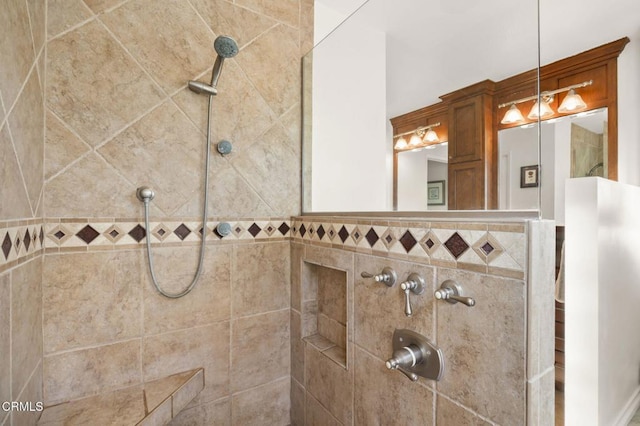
top-left (142, 94), bottom-right (214, 298)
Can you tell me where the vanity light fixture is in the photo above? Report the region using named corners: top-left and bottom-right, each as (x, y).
top-left (498, 80), bottom-right (593, 124)
top-left (394, 123), bottom-right (442, 150)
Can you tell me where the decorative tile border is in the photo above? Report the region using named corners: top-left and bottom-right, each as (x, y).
top-left (291, 217), bottom-right (527, 279)
top-left (0, 219), bottom-right (46, 273)
top-left (43, 218), bottom-right (292, 252)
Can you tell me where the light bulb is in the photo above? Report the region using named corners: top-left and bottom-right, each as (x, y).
top-left (423, 128), bottom-right (439, 143)
top-left (527, 99), bottom-right (554, 119)
top-left (394, 136), bottom-right (408, 150)
top-left (558, 89), bottom-right (587, 113)
top-left (501, 104), bottom-right (525, 124)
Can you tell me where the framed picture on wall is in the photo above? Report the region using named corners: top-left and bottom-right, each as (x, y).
top-left (520, 165), bottom-right (539, 188)
top-left (427, 180), bottom-right (445, 205)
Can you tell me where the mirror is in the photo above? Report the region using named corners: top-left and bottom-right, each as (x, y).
top-left (303, 0), bottom-right (639, 214)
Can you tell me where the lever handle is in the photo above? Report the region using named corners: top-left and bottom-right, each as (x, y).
top-left (399, 273), bottom-right (425, 317)
top-left (434, 280), bottom-right (476, 307)
top-left (397, 367), bottom-right (419, 381)
top-left (385, 345), bottom-right (421, 381)
top-left (361, 267), bottom-right (397, 287)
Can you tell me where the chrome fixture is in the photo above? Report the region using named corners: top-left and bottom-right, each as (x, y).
top-left (498, 80), bottom-right (593, 124)
top-left (394, 122), bottom-right (442, 151)
top-left (361, 267), bottom-right (398, 287)
top-left (400, 273), bottom-right (425, 317)
top-left (138, 35), bottom-right (238, 299)
top-left (217, 140), bottom-right (233, 156)
top-left (188, 35), bottom-right (239, 96)
top-left (434, 280), bottom-right (476, 307)
top-left (215, 222), bottom-right (232, 237)
top-left (385, 329), bottom-right (444, 382)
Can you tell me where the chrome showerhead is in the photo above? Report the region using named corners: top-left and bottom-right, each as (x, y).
top-left (214, 35), bottom-right (239, 59)
top-left (188, 35), bottom-right (238, 96)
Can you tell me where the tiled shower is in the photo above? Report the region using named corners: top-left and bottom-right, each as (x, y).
top-left (1, 0), bottom-right (555, 425)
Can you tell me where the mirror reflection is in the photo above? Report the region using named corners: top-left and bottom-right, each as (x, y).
top-left (303, 0), bottom-right (637, 213)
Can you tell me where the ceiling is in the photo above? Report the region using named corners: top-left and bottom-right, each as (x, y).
top-left (315, 0), bottom-right (640, 117)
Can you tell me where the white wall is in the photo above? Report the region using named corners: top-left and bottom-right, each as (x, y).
top-left (565, 178), bottom-right (640, 426)
top-left (311, 15), bottom-right (388, 211)
top-left (617, 31), bottom-right (640, 186)
top-left (498, 126), bottom-right (539, 210)
top-left (396, 150), bottom-right (428, 210)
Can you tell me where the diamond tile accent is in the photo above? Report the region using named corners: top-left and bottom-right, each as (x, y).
top-left (76, 225), bottom-right (100, 244)
top-left (174, 224), bottom-right (191, 241)
top-left (351, 226), bottom-right (363, 245)
top-left (299, 224), bottom-right (307, 238)
top-left (232, 223), bottom-right (246, 238)
top-left (278, 222), bottom-right (290, 235)
top-left (419, 231), bottom-right (441, 256)
top-left (54, 230), bottom-right (65, 240)
top-left (308, 225), bottom-right (315, 238)
top-left (399, 230), bottom-right (417, 252)
top-left (365, 228), bottom-right (379, 247)
top-left (24, 229), bottom-right (31, 251)
top-left (316, 225), bottom-right (326, 240)
top-left (481, 242), bottom-right (494, 255)
top-left (14, 236), bottom-right (21, 252)
top-left (426, 239), bottom-right (435, 249)
top-left (327, 225), bottom-right (337, 241)
top-left (39, 227), bottom-right (44, 245)
top-left (248, 223), bottom-right (261, 237)
top-left (380, 229), bottom-right (397, 250)
top-left (104, 225), bottom-right (124, 243)
top-left (128, 224), bottom-right (147, 242)
top-left (444, 232), bottom-right (470, 259)
top-left (338, 226), bottom-right (349, 243)
top-left (2, 233), bottom-right (12, 260)
top-left (264, 223), bottom-right (276, 236)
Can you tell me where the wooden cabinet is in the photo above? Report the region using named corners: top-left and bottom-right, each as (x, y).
top-left (442, 81), bottom-right (495, 209)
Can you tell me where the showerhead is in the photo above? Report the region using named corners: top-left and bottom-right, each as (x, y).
top-left (214, 35), bottom-right (239, 59)
top-left (188, 35), bottom-right (238, 96)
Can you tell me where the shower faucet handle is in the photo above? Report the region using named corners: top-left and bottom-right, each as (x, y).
top-left (434, 280), bottom-right (476, 307)
top-left (400, 273), bottom-right (425, 317)
top-left (360, 267), bottom-right (397, 287)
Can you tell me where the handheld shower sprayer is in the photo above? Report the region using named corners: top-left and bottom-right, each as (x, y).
top-left (188, 35), bottom-right (239, 96)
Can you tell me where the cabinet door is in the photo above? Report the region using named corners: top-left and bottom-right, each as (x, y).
top-left (448, 161), bottom-right (485, 210)
top-left (448, 96), bottom-right (485, 164)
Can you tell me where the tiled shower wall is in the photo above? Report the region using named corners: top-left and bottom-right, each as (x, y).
top-left (6, 0), bottom-right (312, 425)
top-left (0, 1), bottom-right (47, 425)
top-left (290, 216), bottom-right (556, 425)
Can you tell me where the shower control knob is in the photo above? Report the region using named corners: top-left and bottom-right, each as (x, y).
top-left (400, 273), bottom-right (425, 317)
top-left (360, 267), bottom-right (397, 287)
top-left (435, 280), bottom-right (475, 307)
top-left (217, 140), bottom-right (233, 156)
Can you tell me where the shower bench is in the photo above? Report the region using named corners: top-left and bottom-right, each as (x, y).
top-left (37, 368), bottom-right (204, 425)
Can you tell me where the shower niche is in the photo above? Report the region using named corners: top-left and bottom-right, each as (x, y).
top-left (302, 262), bottom-right (348, 368)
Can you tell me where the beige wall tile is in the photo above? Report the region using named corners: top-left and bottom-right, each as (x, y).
top-left (235, 0), bottom-right (300, 28)
top-left (232, 242), bottom-right (290, 316)
top-left (43, 251), bottom-right (143, 353)
top-left (12, 362), bottom-right (43, 426)
top-left (291, 378), bottom-right (305, 426)
top-left (354, 255), bottom-right (436, 361)
top-left (231, 123), bottom-right (301, 216)
top-left (291, 310), bottom-right (304, 383)
top-left (169, 397), bottom-right (231, 426)
top-left (98, 101), bottom-right (206, 216)
top-left (231, 310), bottom-right (290, 393)
top-left (0, 0), bottom-right (36, 109)
top-left (231, 377), bottom-right (290, 426)
top-left (304, 343), bottom-right (353, 425)
top-left (0, 274), bottom-right (10, 409)
top-left (11, 258), bottom-right (43, 400)
top-left (317, 266), bottom-right (347, 325)
top-left (8, 69), bottom-right (44, 210)
top-left (435, 268), bottom-right (526, 425)
top-left (436, 395), bottom-right (492, 425)
top-left (305, 391), bottom-right (342, 426)
top-left (290, 242), bottom-right (305, 311)
top-left (83, 0), bottom-right (124, 14)
top-left (45, 110), bottom-right (90, 180)
top-left (43, 339), bottom-right (142, 404)
top-left (189, 0), bottom-right (277, 50)
top-left (236, 24), bottom-right (301, 117)
top-left (143, 245), bottom-right (231, 334)
top-left (0, 125), bottom-right (32, 220)
top-left (100, 0), bottom-right (217, 94)
top-left (44, 153), bottom-right (140, 217)
top-left (47, 0), bottom-right (93, 39)
top-left (47, 20), bottom-right (165, 147)
top-left (26, 0), bottom-right (46, 54)
top-left (143, 323), bottom-right (230, 404)
top-left (354, 346), bottom-right (434, 425)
